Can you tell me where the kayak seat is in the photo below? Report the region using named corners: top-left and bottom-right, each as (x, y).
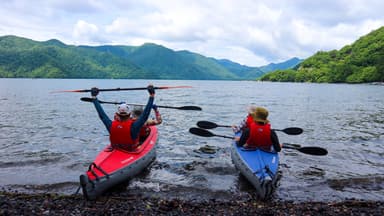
top-left (240, 146), bottom-right (276, 153)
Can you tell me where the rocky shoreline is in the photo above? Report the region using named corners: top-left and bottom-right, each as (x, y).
top-left (1, 191), bottom-right (383, 215)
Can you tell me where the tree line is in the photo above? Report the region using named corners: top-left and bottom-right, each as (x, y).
top-left (259, 26), bottom-right (384, 83)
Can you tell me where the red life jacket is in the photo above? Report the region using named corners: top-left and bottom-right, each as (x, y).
top-left (110, 120), bottom-right (139, 151)
top-left (245, 115), bottom-right (253, 128)
top-left (246, 122), bottom-right (272, 149)
top-left (131, 118), bottom-right (149, 140)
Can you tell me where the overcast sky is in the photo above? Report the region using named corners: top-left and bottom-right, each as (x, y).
top-left (1, 0), bottom-right (384, 67)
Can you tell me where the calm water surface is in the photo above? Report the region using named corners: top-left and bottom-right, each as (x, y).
top-left (0, 78), bottom-right (383, 202)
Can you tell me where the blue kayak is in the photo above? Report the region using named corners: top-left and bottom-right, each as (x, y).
top-left (230, 132), bottom-right (281, 200)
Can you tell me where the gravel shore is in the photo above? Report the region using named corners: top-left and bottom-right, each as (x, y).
top-left (1, 191), bottom-right (383, 215)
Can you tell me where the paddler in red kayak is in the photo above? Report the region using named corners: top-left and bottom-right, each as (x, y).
top-left (90, 85), bottom-right (155, 151)
top-left (130, 104), bottom-right (162, 142)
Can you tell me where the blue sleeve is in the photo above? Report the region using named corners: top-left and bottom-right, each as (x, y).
top-left (92, 98), bottom-right (112, 133)
top-left (130, 96), bottom-right (154, 140)
top-left (271, 130), bottom-right (281, 152)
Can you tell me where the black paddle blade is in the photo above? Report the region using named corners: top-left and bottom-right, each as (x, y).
top-left (80, 97), bottom-right (94, 102)
top-left (197, 121), bottom-right (217, 129)
top-left (189, 127), bottom-right (234, 139)
top-left (298, 147), bottom-right (328, 156)
top-left (283, 144), bottom-right (328, 156)
top-left (196, 121), bottom-right (232, 129)
top-left (189, 127), bottom-right (215, 137)
top-left (177, 106), bottom-right (202, 111)
top-left (280, 127), bottom-right (303, 135)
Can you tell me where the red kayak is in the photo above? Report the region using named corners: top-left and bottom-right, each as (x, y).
top-left (79, 126), bottom-right (158, 200)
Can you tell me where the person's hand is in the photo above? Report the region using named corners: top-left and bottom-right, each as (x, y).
top-left (147, 84), bottom-right (155, 96)
top-left (232, 125), bottom-right (240, 133)
top-left (91, 87), bottom-right (99, 97)
top-left (152, 104), bottom-right (158, 111)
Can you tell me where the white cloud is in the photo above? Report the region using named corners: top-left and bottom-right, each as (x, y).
top-left (0, 0), bottom-right (384, 66)
top-left (72, 20), bottom-right (100, 44)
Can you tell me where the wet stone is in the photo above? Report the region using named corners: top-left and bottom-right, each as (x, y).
top-left (0, 191), bottom-right (383, 215)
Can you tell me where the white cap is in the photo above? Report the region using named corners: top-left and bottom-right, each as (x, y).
top-left (117, 103), bottom-right (130, 116)
top-left (247, 105), bottom-right (257, 114)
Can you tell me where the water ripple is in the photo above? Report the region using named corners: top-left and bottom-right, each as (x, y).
top-left (0, 79), bottom-right (383, 202)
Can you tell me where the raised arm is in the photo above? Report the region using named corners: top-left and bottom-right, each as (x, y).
top-left (146, 104), bottom-right (162, 126)
top-left (130, 85), bottom-right (155, 140)
top-left (91, 87), bottom-right (112, 133)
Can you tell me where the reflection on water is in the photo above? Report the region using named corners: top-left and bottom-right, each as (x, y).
top-left (0, 78), bottom-right (383, 202)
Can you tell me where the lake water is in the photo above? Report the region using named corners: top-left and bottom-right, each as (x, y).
top-left (0, 78), bottom-right (383, 202)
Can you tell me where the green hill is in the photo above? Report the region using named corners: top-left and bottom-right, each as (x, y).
top-left (126, 43), bottom-right (239, 80)
top-left (0, 35), bottom-right (307, 80)
top-left (0, 35), bottom-right (270, 80)
top-left (259, 26), bottom-right (384, 83)
top-left (0, 35), bottom-right (148, 78)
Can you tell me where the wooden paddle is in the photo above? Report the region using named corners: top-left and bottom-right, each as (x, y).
top-left (80, 97), bottom-right (202, 111)
top-left (196, 120), bottom-right (303, 135)
top-left (189, 127), bottom-right (327, 156)
top-left (51, 85), bottom-right (192, 93)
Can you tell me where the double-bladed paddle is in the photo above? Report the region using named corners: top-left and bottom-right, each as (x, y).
top-left (196, 120), bottom-right (303, 135)
top-left (51, 85), bottom-right (192, 93)
top-left (189, 127), bottom-right (327, 156)
top-left (80, 97), bottom-right (202, 111)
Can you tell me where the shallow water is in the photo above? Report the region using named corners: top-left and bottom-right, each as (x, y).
top-left (0, 78), bottom-right (383, 202)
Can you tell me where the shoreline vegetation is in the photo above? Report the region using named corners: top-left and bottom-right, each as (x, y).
top-left (1, 191), bottom-right (383, 215)
top-left (258, 27), bottom-right (384, 84)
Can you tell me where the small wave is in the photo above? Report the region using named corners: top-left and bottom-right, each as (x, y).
top-left (0, 124), bottom-right (15, 128)
top-left (2, 182), bottom-right (80, 195)
top-left (0, 156), bottom-right (64, 168)
top-left (301, 166), bottom-right (326, 178)
top-left (125, 183), bottom-right (240, 202)
top-left (327, 175), bottom-right (384, 191)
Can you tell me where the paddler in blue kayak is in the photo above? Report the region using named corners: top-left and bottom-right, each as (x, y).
top-left (90, 85), bottom-right (155, 151)
top-left (236, 106), bottom-right (282, 152)
top-left (232, 105), bottom-right (258, 132)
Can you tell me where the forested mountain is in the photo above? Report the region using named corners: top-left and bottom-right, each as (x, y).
top-left (1, 35), bottom-right (277, 80)
top-left (0, 36), bottom-right (147, 79)
top-left (259, 26), bottom-right (384, 83)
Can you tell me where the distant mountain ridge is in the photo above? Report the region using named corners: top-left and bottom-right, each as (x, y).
top-left (0, 35), bottom-right (301, 80)
top-left (259, 57), bottom-right (303, 72)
